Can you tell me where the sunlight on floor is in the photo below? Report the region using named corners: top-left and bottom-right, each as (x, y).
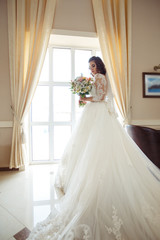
top-left (0, 164), bottom-right (59, 240)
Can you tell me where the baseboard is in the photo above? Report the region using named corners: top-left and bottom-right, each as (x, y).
top-left (0, 167), bottom-right (19, 171)
top-left (131, 119), bottom-right (160, 130)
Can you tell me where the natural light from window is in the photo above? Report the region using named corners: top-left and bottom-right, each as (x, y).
top-left (30, 34), bottom-right (102, 163)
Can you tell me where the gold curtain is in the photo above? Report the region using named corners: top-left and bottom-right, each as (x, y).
top-left (92, 0), bottom-right (132, 124)
top-left (7, 0), bottom-right (57, 168)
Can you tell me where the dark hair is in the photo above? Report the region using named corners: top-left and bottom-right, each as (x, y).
top-left (89, 56), bottom-right (106, 75)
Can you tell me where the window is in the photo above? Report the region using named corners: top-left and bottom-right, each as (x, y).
top-left (30, 45), bottom-right (101, 163)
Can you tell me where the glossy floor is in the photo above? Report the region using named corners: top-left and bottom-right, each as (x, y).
top-left (0, 164), bottom-right (59, 240)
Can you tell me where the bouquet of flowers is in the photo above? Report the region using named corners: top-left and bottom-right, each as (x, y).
top-left (70, 76), bottom-right (93, 107)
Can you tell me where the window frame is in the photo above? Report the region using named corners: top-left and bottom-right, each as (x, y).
top-left (29, 44), bottom-right (101, 164)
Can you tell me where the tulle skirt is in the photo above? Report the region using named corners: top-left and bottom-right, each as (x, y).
top-left (27, 101), bottom-right (160, 240)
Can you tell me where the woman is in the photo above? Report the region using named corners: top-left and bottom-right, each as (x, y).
top-left (28, 57), bottom-right (160, 240)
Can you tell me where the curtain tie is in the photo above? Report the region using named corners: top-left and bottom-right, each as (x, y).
top-left (11, 105), bottom-right (26, 144)
top-left (11, 105), bottom-right (23, 126)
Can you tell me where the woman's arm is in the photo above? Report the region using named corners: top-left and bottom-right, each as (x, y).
top-left (79, 96), bottom-right (93, 102)
top-left (80, 74), bottom-right (106, 102)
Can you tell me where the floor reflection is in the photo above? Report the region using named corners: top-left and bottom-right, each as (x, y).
top-left (31, 164), bottom-right (59, 227)
top-left (0, 164), bottom-right (59, 239)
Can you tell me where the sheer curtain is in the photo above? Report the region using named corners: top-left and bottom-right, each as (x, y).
top-left (7, 0), bottom-right (57, 168)
top-left (92, 0), bottom-right (132, 124)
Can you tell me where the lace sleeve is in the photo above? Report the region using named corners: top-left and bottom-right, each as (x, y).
top-left (92, 74), bottom-right (107, 101)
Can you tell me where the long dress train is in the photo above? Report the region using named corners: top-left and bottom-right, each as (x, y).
top-left (27, 73), bottom-right (160, 240)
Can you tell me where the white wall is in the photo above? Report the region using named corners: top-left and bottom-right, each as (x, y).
top-left (131, 0), bottom-right (160, 127)
top-left (0, 0), bottom-right (12, 167)
top-left (53, 0), bottom-right (96, 32)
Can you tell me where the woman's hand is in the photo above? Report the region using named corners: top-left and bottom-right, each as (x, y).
top-left (79, 96), bottom-right (87, 107)
top-left (80, 95), bottom-right (93, 102)
top-left (80, 96), bottom-right (86, 101)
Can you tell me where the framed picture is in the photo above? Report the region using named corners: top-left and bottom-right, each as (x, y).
top-left (142, 72), bottom-right (160, 98)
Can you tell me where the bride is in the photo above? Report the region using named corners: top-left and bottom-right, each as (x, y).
top-left (28, 56), bottom-right (160, 240)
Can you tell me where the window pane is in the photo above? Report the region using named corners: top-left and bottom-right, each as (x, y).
top-left (54, 126), bottom-right (71, 159)
top-left (53, 86), bottom-right (71, 122)
top-left (39, 50), bottom-right (49, 82)
top-left (32, 126), bottom-right (49, 160)
top-left (75, 50), bottom-right (91, 78)
top-left (96, 50), bottom-right (103, 60)
top-left (31, 47), bottom-right (99, 163)
top-left (32, 86), bottom-right (49, 122)
top-left (53, 48), bottom-right (71, 82)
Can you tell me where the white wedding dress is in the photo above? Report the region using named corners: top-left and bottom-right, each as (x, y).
top-left (28, 73), bottom-right (160, 240)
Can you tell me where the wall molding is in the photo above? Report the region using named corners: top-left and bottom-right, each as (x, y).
top-left (131, 119), bottom-right (160, 129)
top-left (0, 121), bottom-right (13, 128)
top-left (51, 29), bottom-right (97, 38)
top-left (0, 120), bottom-right (159, 129)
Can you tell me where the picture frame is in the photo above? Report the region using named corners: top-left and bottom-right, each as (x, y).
top-left (142, 72), bottom-right (160, 98)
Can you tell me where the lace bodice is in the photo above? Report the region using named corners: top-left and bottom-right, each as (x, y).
top-left (91, 73), bottom-right (107, 101)
top-left (91, 73), bottom-right (117, 117)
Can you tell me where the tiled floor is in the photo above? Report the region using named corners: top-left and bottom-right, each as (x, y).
top-left (0, 164), bottom-right (59, 240)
